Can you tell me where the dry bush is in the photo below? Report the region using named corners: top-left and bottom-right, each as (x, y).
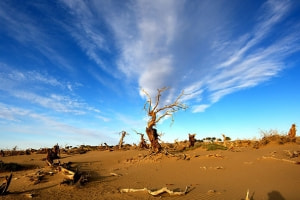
top-left (258, 129), bottom-right (293, 147)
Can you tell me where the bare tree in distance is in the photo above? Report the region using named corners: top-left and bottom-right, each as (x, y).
top-left (142, 87), bottom-right (188, 152)
top-left (118, 131), bottom-right (127, 149)
top-left (133, 129), bottom-right (148, 149)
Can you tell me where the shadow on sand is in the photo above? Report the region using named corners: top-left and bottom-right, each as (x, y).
top-left (241, 190), bottom-right (286, 200)
top-left (267, 190), bottom-right (285, 200)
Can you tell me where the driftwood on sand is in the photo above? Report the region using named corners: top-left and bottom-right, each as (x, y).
top-left (121, 186), bottom-right (190, 196)
top-left (0, 173), bottom-right (12, 195)
top-left (261, 156), bottom-right (300, 164)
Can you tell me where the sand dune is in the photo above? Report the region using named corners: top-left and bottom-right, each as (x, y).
top-left (1, 143), bottom-right (300, 200)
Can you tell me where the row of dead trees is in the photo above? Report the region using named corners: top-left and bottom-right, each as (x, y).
top-left (117, 130), bottom-right (148, 150)
top-left (117, 122), bottom-right (297, 152)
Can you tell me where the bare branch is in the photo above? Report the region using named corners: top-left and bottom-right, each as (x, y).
top-left (153, 87), bottom-right (168, 111)
top-left (142, 87), bottom-right (188, 126)
top-left (142, 89), bottom-right (152, 113)
top-left (156, 90), bottom-right (187, 113)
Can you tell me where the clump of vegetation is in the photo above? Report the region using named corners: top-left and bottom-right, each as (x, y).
top-left (0, 147), bottom-right (32, 157)
top-left (201, 143), bottom-right (228, 151)
top-left (184, 142), bottom-right (202, 151)
top-left (259, 129), bottom-right (291, 145)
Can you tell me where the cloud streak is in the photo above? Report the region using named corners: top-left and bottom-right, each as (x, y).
top-left (1, 1), bottom-right (299, 124)
top-left (55, 0), bottom-right (300, 113)
top-left (0, 66), bottom-right (103, 116)
top-left (84, 0), bottom-right (296, 113)
top-left (0, 103), bottom-right (116, 148)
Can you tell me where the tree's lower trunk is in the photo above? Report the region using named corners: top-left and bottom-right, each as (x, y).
top-left (146, 127), bottom-right (161, 152)
top-left (188, 134), bottom-right (196, 147)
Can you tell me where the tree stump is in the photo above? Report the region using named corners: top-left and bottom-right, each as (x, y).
top-left (188, 134), bottom-right (196, 147)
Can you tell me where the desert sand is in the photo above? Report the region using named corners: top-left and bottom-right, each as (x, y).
top-left (1, 142), bottom-right (300, 200)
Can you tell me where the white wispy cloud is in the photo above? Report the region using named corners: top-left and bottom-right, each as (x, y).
top-left (0, 66), bottom-right (103, 115)
top-left (192, 104), bottom-right (210, 113)
top-left (202, 1), bottom-right (300, 106)
top-left (0, 103), bottom-right (113, 146)
top-left (3, 0), bottom-right (298, 116)
top-left (92, 0), bottom-right (296, 113)
top-left (0, 103), bottom-right (30, 121)
top-left (59, 0), bottom-right (113, 74)
top-left (219, 0), bottom-right (290, 68)
top-left (53, 0), bottom-right (300, 114)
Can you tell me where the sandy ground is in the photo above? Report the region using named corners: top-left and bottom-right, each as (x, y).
top-left (1, 143), bottom-right (300, 200)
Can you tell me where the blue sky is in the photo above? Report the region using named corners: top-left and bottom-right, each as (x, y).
top-left (1, 0), bottom-right (300, 149)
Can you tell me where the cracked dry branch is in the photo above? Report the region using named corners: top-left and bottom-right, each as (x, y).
top-left (262, 156), bottom-right (300, 164)
top-left (121, 186), bottom-right (189, 196)
top-left (59, 166), bottom-right (76, 180)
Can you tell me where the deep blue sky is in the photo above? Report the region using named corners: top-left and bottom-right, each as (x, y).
top-left (1, 0), bottom-right (300, 149)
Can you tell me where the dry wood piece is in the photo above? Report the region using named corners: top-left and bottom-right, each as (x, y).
top-left (25, 193), bottom-right (34, 198)
top-left (58, 164), bottom-right (88, 185)
top-left (110, 172), bottom-right (122, 177)
top-left (245, 189), bottom-right (250, 200)
top-left (0, 173), bottom-right (12, 195)
top-left (59, 166), bottom-right (76, 180)
top-left (206, 154), bottom-right (224, 158)
top-left (200, 166), bottom-right (224, 170)
top-left (261, 156), bottom-right (300, 164)
top-left (121, 186), bottom-right (189, 196)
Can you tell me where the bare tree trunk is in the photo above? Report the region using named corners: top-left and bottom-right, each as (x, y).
top-left (118, 131), bottom-right (127, 149)
top-left (146, 127), bottom-right (161, 152)
top-left (188, 134), bottom-right (196, 147)
top-left (288, 124), bottom-right (296, 141)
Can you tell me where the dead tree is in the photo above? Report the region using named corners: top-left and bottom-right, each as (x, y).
top-left (188, 134), bottom-right (196, 147)
top-left (53, 143), bottom-right (60, 157)
top-left (104, 143), bottom-right (110, 150)
top-left (118, 131), bottom-right (127, 149)
top-left (142, 87), bottom-right (188, 152)
top-left (138, 133), bottom-right (148, 149)
top-left (46, 144), bottom-right (60, 166)
top-left (0, 150), bottom-right (4, 157)
top-left (133, 130), bottom-right (148, 149)
top-left (288, 124), bottom-right (296, 141)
